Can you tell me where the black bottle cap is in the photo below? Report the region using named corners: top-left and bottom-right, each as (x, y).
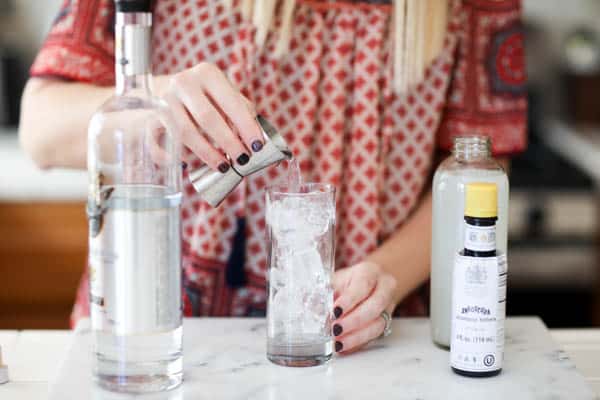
top-left (115, 0), bottom-right (151, 12)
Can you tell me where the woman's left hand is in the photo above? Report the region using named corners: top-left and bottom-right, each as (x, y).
top-left (331, 261), bottom-right (398, 354)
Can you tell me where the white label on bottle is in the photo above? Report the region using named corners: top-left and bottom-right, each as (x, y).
top-left (451, 254), bottom-right (507, 372)
top-left (464, 224), bottom-right (496, 252)
top-left (88, 242), bottom-right (117, 327)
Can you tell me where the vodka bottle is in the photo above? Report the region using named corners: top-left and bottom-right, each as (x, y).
top-left (430, 137), bottom-right (508, 348)
top-left (87, 0), bottom-right (182, 393)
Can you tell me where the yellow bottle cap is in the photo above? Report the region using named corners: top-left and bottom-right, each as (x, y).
top-left (465, 182), bottom-right (498, 218)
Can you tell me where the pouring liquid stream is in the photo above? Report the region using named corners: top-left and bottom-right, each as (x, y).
top-left (286, 158), bottom-right (303, 192)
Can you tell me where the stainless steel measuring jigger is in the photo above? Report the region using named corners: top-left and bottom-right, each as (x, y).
top-left (188, 115), bottom-right (293, 207)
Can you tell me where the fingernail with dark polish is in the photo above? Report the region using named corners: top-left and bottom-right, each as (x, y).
top-left (251, 140), bottom-right (263, 152)
top-left (334, 307), bottom-right (343, 319)
top-left (335, 341), bottom-right (343, 352)
top-left (333, 324), bottom-right (343, 336)
top-left (218, 162), bottom-right (230, 173)
top-left (181, 161), bottom-right (188, 170)
top-left (237, 153), bottom-right (250, 165)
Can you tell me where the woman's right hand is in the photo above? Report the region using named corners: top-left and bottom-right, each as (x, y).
top-left (164, 62), bottom-right (264, 173)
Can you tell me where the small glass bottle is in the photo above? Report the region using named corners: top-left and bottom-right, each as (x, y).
top-left (450, 183), bottom-right (505, 377)
top-left (87, 0), bottom-right (182, 393)
top-left (430, 136), bottom-right (509, 348)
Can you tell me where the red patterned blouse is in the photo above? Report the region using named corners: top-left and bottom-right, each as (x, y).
top-left (31, 0), bottom-right (527, 326)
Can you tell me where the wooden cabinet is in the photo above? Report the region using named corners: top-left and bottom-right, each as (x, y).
top-left (0, 202), bottom-right (87, 329)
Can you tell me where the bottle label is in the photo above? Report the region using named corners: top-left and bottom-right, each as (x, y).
top-left (451, 254), bottom-right (507, 372)
top-left (464, 224), bottom-right (496, 252)
top-left (88, 206), bottom-right (182, 335)
top-left (88, 245), bottom-right (116, 328)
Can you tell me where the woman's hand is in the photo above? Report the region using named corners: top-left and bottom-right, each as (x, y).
top-left (165, 62), bottom-right (264, 172)
top-left (331, 261), bottom-right (398, 354)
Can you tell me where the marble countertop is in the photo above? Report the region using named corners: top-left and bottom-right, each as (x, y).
top-left (1, 318), bottom-right (598, 399)
top-left (0, 132), bottom-right (87, 201)
top-left (0, 317), bottom-right (592, 400)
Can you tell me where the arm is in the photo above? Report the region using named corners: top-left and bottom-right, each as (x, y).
top-left (369, 157), bottom-right (509, 306)
top-left (20, 64), bottom-right (263, 171)
top-left (20, 77), bottom-right (115, 169)
top-left (333, 157), bottom-right (509, 353)
top-left (366, 189), bottom-right (432, 307)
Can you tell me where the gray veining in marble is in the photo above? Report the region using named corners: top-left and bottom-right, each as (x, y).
top-left (48, 318), bottom-right (597, 400)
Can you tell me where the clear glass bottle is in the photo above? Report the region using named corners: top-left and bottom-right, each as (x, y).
top-left (87, 3), bottom-right (182, 393)
top-left (430, 136), bottom-right (509, 348)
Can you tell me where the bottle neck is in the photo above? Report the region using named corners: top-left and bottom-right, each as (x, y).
top-left (453, 136), bottom-right (491, 163)
top-left (115, 12), bottom-right (152, 96)
top-left (463, 216), bottom-right (497, 257)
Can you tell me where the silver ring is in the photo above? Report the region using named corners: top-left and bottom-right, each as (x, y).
top-left (380, 310), bottom-right (392, 338)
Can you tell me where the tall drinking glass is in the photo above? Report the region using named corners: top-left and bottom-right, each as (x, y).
top-left (265, 183), bottom-right (336, 367)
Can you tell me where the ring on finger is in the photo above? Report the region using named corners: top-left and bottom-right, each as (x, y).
top-left (380, 310), bottom-right (392, 338)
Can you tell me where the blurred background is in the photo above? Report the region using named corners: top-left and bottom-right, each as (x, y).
top-left (1, 0), bottom-right (600, 329)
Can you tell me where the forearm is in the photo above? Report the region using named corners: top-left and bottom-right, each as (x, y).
top-left (19, 75), bottom-right (170, 169)
top-left (365, 157), bottom-right (509, 308)
top-left (366, 190), bottom-right (433, 307)
top-left (20, 77), bottom-right (112, 169)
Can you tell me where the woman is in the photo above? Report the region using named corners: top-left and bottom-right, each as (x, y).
top-left (20, 0), bottom-right (526, 354)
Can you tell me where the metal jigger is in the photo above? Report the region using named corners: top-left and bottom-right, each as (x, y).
top-left (188, 115), bottom-right (293, 207)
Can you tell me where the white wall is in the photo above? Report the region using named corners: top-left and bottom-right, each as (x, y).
top-left (524, 0), bottom-right (600, 73)
top-left (523, 0), bottom-right (600, 115)
top-left (1, 0), bottom-right (63, 57)
top-left (20, 0), bottom-right (64, 50)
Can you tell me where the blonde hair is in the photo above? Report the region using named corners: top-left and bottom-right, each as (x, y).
top-left (224, 0), bottom-right (448, 94)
